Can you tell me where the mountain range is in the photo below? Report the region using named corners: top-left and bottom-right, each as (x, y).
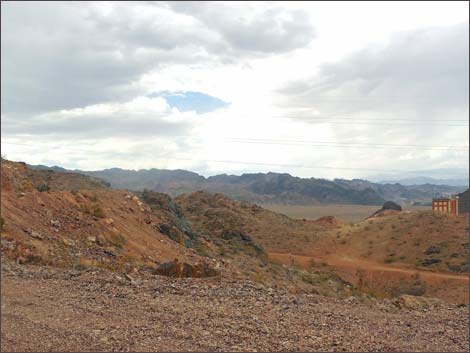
top-left (27, 164), bottom-right (467, 205)
top-left (369, 168), bottom-right (468, 187)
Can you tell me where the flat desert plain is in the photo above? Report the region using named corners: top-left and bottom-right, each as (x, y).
top-left (261, 204), bottom-right (430, 222)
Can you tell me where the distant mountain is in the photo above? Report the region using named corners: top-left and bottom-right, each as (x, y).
top-left (378, 177), bottom-right (468, 187)
top-left (28, 164), bottom-right (467, 205)
top-left (369, 168), bottom-right (469, 187)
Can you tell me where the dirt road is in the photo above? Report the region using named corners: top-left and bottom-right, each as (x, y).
top-left (2, 260), bottom-right (469, 352)
top-left (269, 252), bottom-right (469, 303)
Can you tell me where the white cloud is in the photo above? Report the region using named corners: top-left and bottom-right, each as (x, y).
top-left (1, 1), bottom-right (468, 179)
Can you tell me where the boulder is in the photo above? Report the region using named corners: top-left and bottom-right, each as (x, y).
top-left (382, 201), bottom-right (402, 211)
top-left (30, 231), bottom-right (44, 240)
top-left (369, 201), bottom-right (402, 218)
top-left (392, 295), bottom-right (442, 311)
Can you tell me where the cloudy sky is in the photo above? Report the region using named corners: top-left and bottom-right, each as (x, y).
top-left (1, 1), bottom-right (469, 179)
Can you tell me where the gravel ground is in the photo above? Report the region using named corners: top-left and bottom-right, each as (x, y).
top-left (1, 260), bottom-right (469, 352)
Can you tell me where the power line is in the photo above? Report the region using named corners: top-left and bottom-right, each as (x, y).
top-left (268, 116), bottom-right (468, 126)
top-left (2, 138), bottom-right (469, 152)
top-left (224, 138), bottom-right (469, 151)
top-left (164, 157), bottom-right (403, 173)
top-left (2, 140), bottom-right (468, 174)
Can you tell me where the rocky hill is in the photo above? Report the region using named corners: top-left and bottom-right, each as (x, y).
top-left (174, 191), bottom-right (330, 255)
top-left (2, 159), bottom-right (468, 303)
top-left (0, 160), bottom-right (209, 274)
top-left (1, 160), bottom-right (354, 295)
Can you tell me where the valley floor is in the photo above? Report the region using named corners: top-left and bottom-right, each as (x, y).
top-left (1, 260), bottom-right (468, 352)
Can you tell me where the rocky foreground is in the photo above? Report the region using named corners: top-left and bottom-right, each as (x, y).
top-left (1, 260), bottom-right (468, 352)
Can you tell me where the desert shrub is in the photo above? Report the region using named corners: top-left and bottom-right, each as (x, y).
top-left (0, 217), bottom-right (4, 232)
top-left (300, 271), bottom-right (337, 286)
top-left (424, 245), bottom-right (441, 255)
top-left (391, 277), bottom-right (426, 297)
top-left (90, 194), bottom-right (98, 202)
top-left (219, 247), bottom-right (226, 256)
top-left (74, 263), bottom-right (89, 271)
top-left (390, 224), bottom-right (397, 229)
top-left (447, 263), bottom-right (462, 272)
top-left (93, 206), bottom-right (106, 218)
top-left (80, 204), bottom-right (91, 214)
top-left (440, 241), bottom-right (449, 247)
top-left (460, 260), bottom-right (470, 272)
top-left (421, 258), bottom-right (441, 267)
top-left (36, 182), bottom-right (50, 192)
top-left (384, 256), bottom-right (396, 264)
top-left (108, 233), bottom-right (127, 249)
top-left (301, 272), bottom-right (316, 285)
top-left (193, 242), bottom-right (210, 257)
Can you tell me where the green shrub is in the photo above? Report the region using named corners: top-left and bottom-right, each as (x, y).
top-left (424, 245), bottom-right (441, 255)
top-left (93, 206), bottom-right (106, 218)
top-left (391, 278), bottom-right (426, 297)
top-left (36, 183), bottom-right (50, 192)
top-left (108, 233), bottom-right (127, 249)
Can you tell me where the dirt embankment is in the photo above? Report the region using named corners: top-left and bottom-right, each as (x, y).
top-left (269, 252), bottom-right (469, 304)
top-left (0, 160), bottom-right (215, 274)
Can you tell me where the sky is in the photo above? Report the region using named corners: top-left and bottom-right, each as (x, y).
top-left (1, 1), bottom-right (469, 180)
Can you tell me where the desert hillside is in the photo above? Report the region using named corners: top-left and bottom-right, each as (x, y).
top-left (175, 190), bottom-right (469, 303)
top-left (2, 160), bottom-right (468, 302)
top-left (175, 191), bottom-right (330, 254)
top-left (0, 160), bottom-right (209, 273)
top-left (1, 159), bottom-right (469, 352)
top-left (1, 160), bottom-right (355, 295)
